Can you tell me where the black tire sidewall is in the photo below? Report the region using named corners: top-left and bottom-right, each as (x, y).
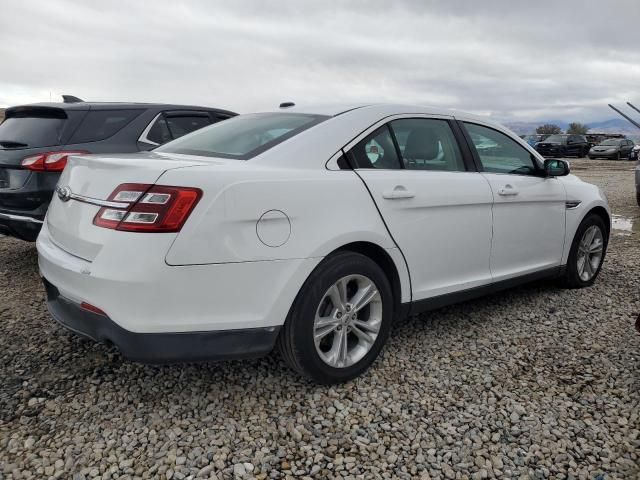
top-left (285, 252), bottom-right (394, 384)
top-left (565, 214), bottom-right (608, 288)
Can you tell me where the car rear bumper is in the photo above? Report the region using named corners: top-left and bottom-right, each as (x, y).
top-left (0, 211), bottom-right (43, 241)
top-left (37, 221), bottom-right (322, 360)
top-left (43, 277), bottom-right (281, 363)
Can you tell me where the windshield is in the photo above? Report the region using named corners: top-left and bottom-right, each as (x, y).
top-left (599, 139), bottom-right (622, 146)
top-left (156, 112), bottom-right (329, 159)
top-left (544, 135), bottom-right (567, 143)
top-left (0, 111), bottom-right (67, 149)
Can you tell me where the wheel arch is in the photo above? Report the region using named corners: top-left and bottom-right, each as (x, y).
top-left (586, 206), bottom-right (611, 238)
top-left (331, 241), bottom-right (410, 322)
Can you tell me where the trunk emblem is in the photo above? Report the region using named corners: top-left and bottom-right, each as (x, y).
top-left (56, 186), bottom-right (72, 202)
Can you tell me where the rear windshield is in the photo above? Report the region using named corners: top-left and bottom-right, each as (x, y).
top-left (0, 109), bottom-right (67, 148)
top-left (69, 109), bottom-right (143, 143)
top-left (155, 113), bottom-right (329, 159)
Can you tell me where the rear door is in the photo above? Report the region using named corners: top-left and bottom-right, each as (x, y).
top-left (349, 116), bottom-right (494, 301)
top-left (462, 122), bottom-right (566, 281)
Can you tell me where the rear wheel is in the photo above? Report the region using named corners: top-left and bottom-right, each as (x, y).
top-left (560, 214), bottom-right (608, 288)
top-left (278, 251), bottom-right (394, 384)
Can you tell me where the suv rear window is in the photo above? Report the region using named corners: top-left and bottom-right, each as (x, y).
top-left (155, 113), bottom-right (328, 159)
top-left (69, 109), bottom-right (142, 143)
top-left (0, 108), bottom-right (67, 149)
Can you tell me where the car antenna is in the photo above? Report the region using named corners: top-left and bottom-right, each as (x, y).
top-left (62, 95), bottom-right (84, 104)
top-left (279, 101), bottom-right (295, 108)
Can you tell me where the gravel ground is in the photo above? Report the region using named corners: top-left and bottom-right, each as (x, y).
top-left (1, 159), bottom-right (638, 480)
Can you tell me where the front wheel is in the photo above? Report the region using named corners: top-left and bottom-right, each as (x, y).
top-left (560, 214), bottom-right (608, 288)
top-left (278, 251), bottom-right (394, 384)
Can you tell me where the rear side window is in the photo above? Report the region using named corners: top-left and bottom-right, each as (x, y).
top-left (146, 116), bottom-right (173, 145)
top-left (69, 109), bottom-right (142, 143)
top-left (390, 118), bottom-right (465, 171)
top-left (165, 116), bottom-right (211, 139)
top-left (0, 108), bottom-right (67, 148)
top-left (348, 126), bottom-right (401, 169)
top-left (156, 113), bottom-right (328, 159)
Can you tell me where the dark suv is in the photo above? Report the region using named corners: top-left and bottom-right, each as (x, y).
top-left (535, 134), bottom-right (590, 158)
top-left (0, 101), bottom-right (235, 240)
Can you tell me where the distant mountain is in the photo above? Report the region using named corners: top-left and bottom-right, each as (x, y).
top-left (504, 117), bottom-right (640, 136)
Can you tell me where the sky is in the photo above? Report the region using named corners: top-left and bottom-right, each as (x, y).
top-left (1, 0), bottom-right (639, 123)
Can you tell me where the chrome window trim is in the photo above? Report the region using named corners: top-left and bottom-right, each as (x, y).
top-left (138, 112), bottom-right (163, 146)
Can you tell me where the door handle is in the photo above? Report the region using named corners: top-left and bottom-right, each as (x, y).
top-left (497, 184), bottom-right (519, 196)
top-left (382, 185), bottom-right (415, 199)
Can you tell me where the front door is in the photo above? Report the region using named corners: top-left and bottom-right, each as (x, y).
top-left (463, 122), bottom-right (566, 282)
top-left (349, 117), bottom-right (494, 301)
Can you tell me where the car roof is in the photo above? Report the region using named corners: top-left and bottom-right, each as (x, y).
top-left (7, 102), bottom-right (236, 116)
top-left (261, 103), bottom-right (500, 125)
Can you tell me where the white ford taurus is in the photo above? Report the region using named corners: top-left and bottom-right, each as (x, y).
top-left (37, 104), bottom-right (610, 384)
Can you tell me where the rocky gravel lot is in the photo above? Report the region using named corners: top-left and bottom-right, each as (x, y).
top-left (1, 159), bottom-right (638, 479)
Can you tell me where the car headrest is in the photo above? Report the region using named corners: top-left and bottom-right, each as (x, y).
top-left (403, 128), bottom-right (440, 160)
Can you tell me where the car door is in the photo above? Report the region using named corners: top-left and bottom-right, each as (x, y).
top-left (462, 122), bottom-right (566, 281)
top-left (348, 117), bottom-right (494, 301)
top-left (622, 139), bottom-right (633, 158)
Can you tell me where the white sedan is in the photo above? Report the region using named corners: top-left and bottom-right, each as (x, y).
top-left (37, 104), bottom-right (610, 384)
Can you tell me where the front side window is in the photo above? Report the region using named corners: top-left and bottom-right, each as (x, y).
top-left (390, 118), bottom-right (465, 171)
top-left (156, 113), bottom-right (328, 159)
top-left (464, 123), bottom-right (540, 176)
top-left (348, 126), bottom-right (401, 169)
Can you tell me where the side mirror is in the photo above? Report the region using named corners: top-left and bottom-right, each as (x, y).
top-left (544, 159), bottom-right (570, 177)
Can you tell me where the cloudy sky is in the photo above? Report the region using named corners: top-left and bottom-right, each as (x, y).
top-left (1, 0), bottom-right (639, 122)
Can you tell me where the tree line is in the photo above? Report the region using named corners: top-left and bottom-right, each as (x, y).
top-left (536, 122), bottom-right (589, 135)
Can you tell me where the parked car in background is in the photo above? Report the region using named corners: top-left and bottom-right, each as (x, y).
top-left (38, 104), bottom-right (610, 384)
top-left (588, 138), bottom-right (634, 160)
top-left (522, 134), bottom-right (549, 147)
top-left (0, 99), bottom-right (235, 240)
top-left (535, 134), bottom-right (590, 158)
top-left (636, 162), bottom-right (640, 206)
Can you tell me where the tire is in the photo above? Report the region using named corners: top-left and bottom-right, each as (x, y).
top-left (615, 151), bottom-right (620, 161)
top-left (559, 214), bottom-right (608, 289)
top-left (278, 251), bottom-right (394, 384)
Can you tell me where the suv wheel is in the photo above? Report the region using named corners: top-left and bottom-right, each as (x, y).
top-left (560, 214), bottom-right (608, 288)
top-left (278, 251), bottom-right (394, 384)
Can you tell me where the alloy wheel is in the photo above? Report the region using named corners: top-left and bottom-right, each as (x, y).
top-left (313, 274), bottom-right (382, 368)
top-left (576, 225), bottom-right (604, 281)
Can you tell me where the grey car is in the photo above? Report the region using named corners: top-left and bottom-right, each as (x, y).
top-left (636, 163), bottom-right (640, 207)
top-left (588, 138), bottom-right (635, 160)
top-left (0, 100), bottom-right (236, 240)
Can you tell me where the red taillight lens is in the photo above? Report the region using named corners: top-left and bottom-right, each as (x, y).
top-left (93, 183), bottom-right (202, 233)
top-left (21, 151), bottom-right (88, 172)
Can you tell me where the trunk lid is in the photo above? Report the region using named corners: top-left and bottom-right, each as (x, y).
top-left (46, 151), bottom-right (208, 260)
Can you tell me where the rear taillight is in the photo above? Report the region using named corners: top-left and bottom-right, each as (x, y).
top-left (93, 183), bottom-right (202, 233)
top-left (21, 151), bottom-right (88, 172)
